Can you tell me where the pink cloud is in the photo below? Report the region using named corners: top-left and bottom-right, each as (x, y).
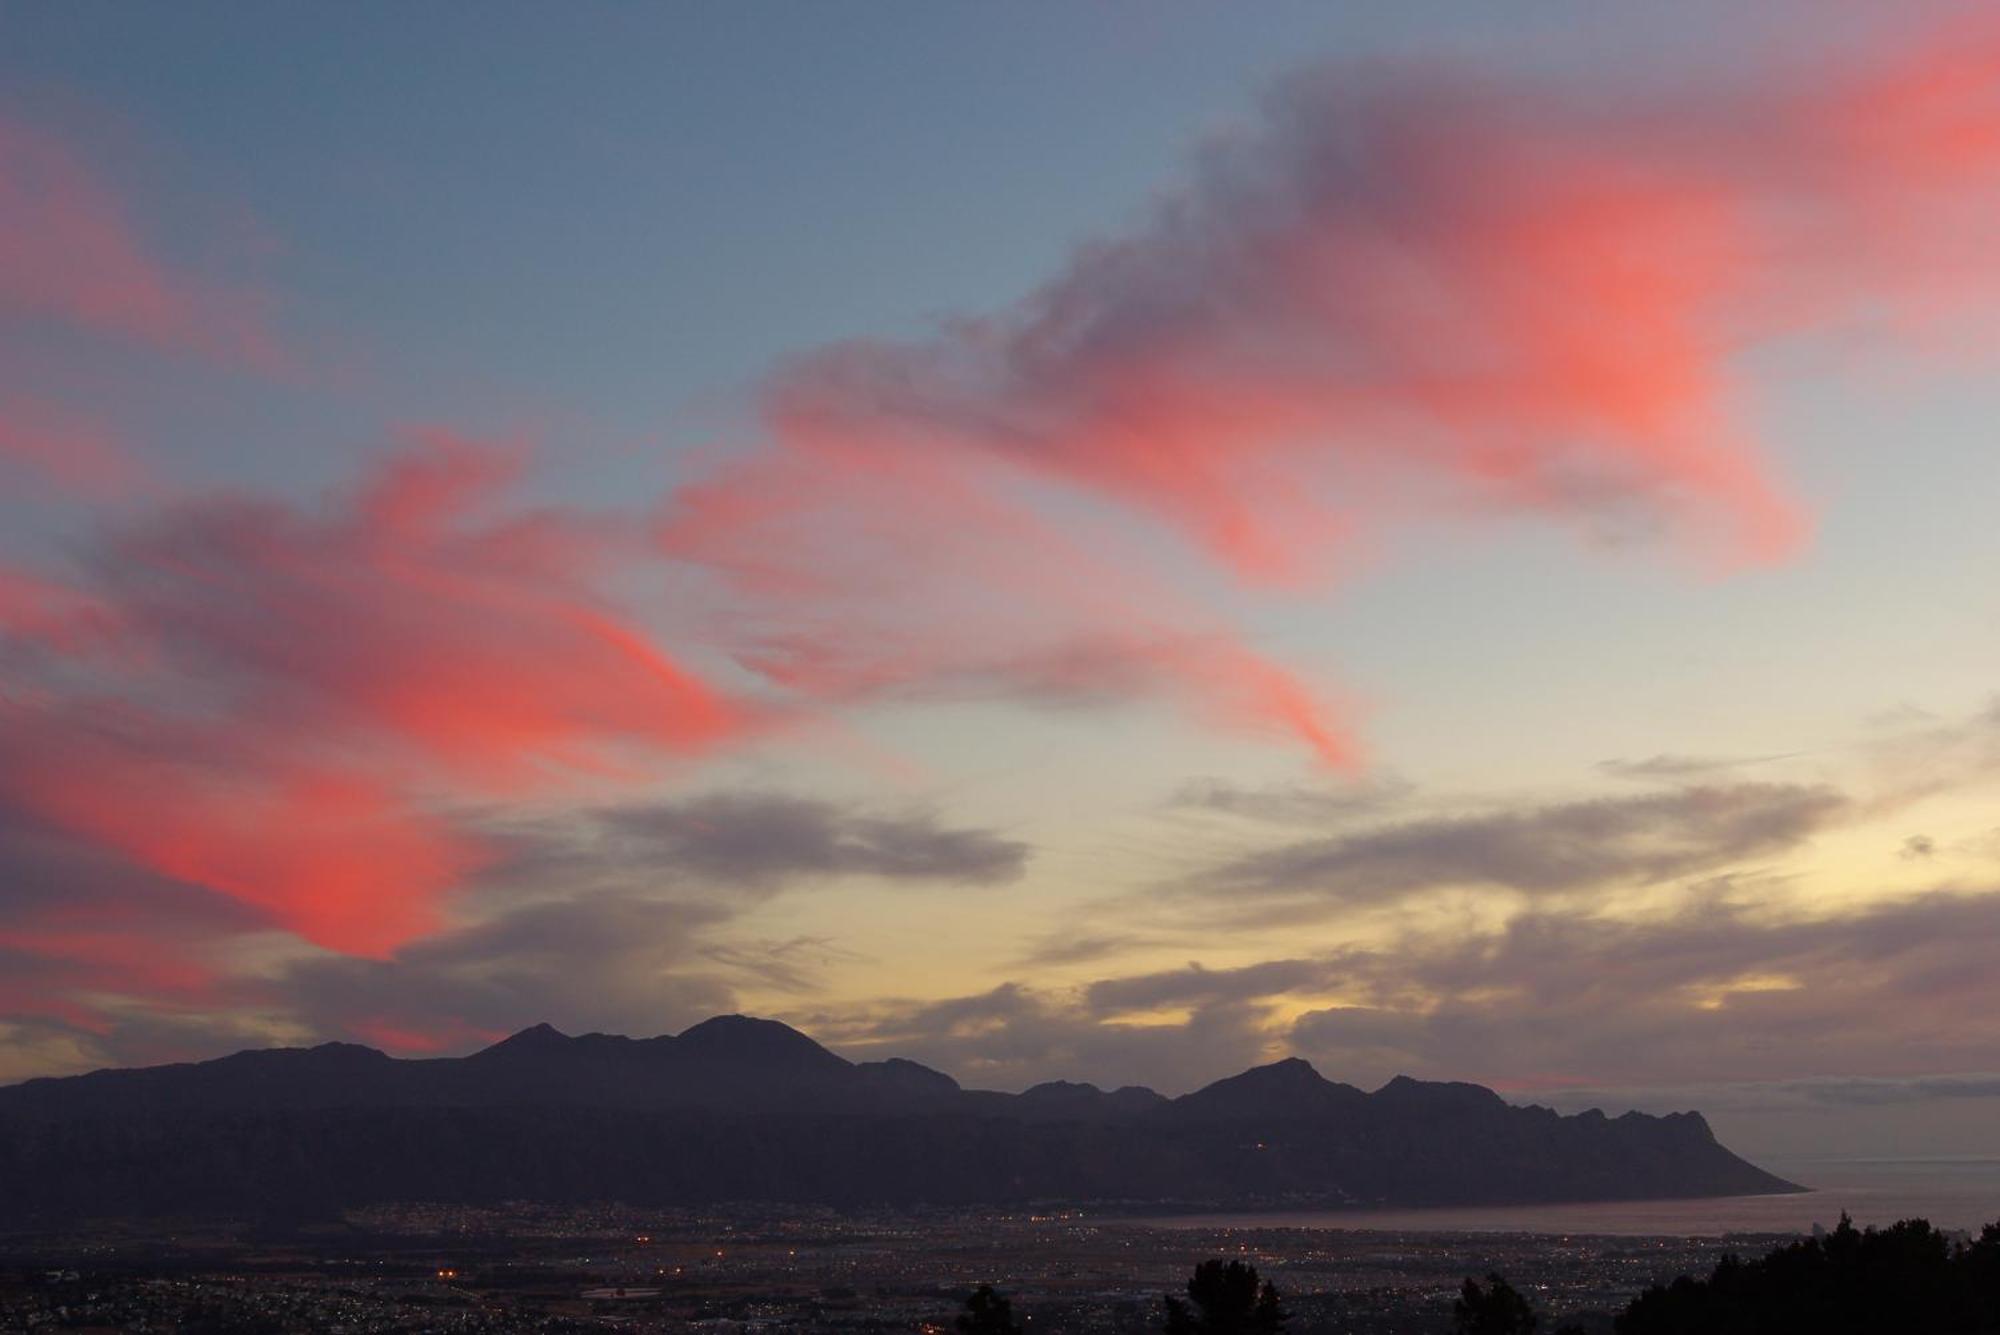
top-left (660, 435), bottom-right (1361, 766)
top-left (746, 23), bottom-right (2000, 583)
top-left (0, 119), bottom-right (280, 366)
top-left (0, 396), bottom-right (142, 499)
top-left (93, 429), bottom-right (747, 789)
top-left (0, 706), bottom-right (483, 956)
top-left (654, 21), bottom-right (2000, 766)
top-left (0, 431), bottom-right (751, 957)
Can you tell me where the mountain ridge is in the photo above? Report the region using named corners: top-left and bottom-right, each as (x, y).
top-left (0, 1013), bottom-right (1802, 1223)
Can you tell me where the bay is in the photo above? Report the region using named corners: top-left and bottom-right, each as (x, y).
top-left (1133, 1156), bottom-right (2000, 1237)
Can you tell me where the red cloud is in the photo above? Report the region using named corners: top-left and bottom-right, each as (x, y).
top-left (745, 26), bottom-right (2000, 583)
top-left (0, 707), bottom-right (482, 955)
top-left (83, 431), bottom-right (747, 790)
top-left (658, 22), bottom-right (2000, 764)
top-left (0, 432), bottom-right (749, 957)
top-left (660, 436), bottom-right (1361, 766)
top-left (0, 119), bottom-right (279, 366)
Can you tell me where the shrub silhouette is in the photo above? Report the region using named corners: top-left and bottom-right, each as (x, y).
top-left (1163, 1258), bottom-right (1288, 1333)
top-left (957, 1284), bottom-right (1024, 1335)
top-left (1454, 1273), bottom-right (1538, 1334)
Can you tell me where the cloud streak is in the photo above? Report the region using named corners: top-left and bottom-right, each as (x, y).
top-left (1193, 782), bottom-right (1847, 906)
top-left (597, 793), bottom-right (1028, 888)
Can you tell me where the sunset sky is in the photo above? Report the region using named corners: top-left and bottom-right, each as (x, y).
top-left (4, 1), bottom-right (2000, 1156)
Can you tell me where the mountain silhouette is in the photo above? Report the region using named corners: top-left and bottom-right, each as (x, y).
top-left (1170, 1056), bottom-right (1370, 1122)
top-left (0, 1015), bottom-right (1801, 1223)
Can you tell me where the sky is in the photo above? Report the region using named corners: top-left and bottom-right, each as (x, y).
top-left (2, 1), bottom-right (2000, 1157)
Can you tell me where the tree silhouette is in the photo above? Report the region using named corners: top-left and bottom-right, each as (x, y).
top-left (1453, 1273), bottom-right (1537, 1335)
top-left (957, 1284), bottom-right (1024, 1335)
top-left (1612, 1214), bottom-right (2000, 1334)
top-left (1163, 1259), bottom-right (1287, 1333)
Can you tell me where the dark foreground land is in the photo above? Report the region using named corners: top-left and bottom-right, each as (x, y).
top-left (0, 1202), bottom-right (1801, 1333)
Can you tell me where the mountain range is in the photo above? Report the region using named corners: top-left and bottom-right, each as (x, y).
top-left (0, 1015), bottom-right (1800, 1223)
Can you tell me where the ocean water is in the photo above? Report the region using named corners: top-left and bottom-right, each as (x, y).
top-left (1134, 1157), bottom-right (2000, 1237)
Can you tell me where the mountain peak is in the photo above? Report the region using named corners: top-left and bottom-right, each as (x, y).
top-left (475, 1022), bottom-right (571, 1057)
top-left (1173, 1055), bottom-right (1366, 1121)
top-left (1225, 1056), bottom-right (1332, 1089)
top-left (1371, 1073), bottom-right (1507, 1111)
top-left (855, 1057), bottom-right (961, 1098)
top-left (674, 1015), bottom-right (847, 1068)
top-left (1023, 1079), bottom-right (1103, 1097)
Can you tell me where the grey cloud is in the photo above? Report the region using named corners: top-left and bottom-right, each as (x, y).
top-left (0, 789), bottom-right (1025, 1077)
top-left (280, 893), bottom-right (739, 1043)
top-left (699, 937), bottom-right (866, 996)
top-left (0, 1010), bottom-right (324, 1085)
top-left (1283, 890), bottom-right (2000, 1091)
top-left (594, 793), bottom-right (1028, 889)
top-left (0, 1018), bottom-right (111, 1084)
top-left (1011, 932), bottom-right (1159, 969)
top-left (800, 984), bottom-right (1274, 1095)
top-left (461, 791), bottom-right (1030, 915)
top-left (815, 888), bottom-right (2000, 1100)
top-left (276, 788), bottom-right (1026, 1044)
top-left (1168, 775), bottom-right (1414, 825)
top-left (1597, 753), bottom-right (1799, 781)
top-left (1859, 697), bottom-right (2000, 809)
top-left (1084, 958), bottom-right (1337, 1016)
top-left (1195, 782), bottom-right (1847, 905)
top-left (1794, 1074), bottom-right (2000, 1106)
top-left (4, 889), bottom-right (762, 1076)
top-left (0, 808), bottom-right (258, 931)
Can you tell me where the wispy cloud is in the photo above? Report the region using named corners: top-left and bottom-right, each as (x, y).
top-left (597, 793), bottom-right (1028, 889)
top-left (0, 118), bottom-right (281, 367)
top-left (1597, 753), bottom-right (1803, 782)
top-left (1167, 774), bottom-right (1416, 825)
top-left (1190, 783), bottom-right (1847, 906)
